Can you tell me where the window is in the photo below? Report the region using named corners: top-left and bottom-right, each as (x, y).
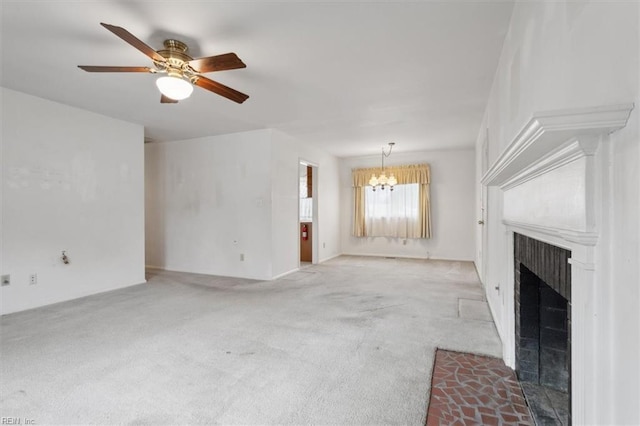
top-left (299, 171), bottom-right (313, 222)
top-left (351, 164), bottom-right (431, 239)
top-left (299, 198), bottom-right (313, 222)
top-left (364, 183), bottom-right (419, 238)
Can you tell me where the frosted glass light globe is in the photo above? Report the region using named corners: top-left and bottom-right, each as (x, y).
top-left (156, 76), bottom-right (193, 100)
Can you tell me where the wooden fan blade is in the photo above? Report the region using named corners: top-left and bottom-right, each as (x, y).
top-left (193, 76), bottom-right (249, 104)
top-left (100, 23), bottom-right (166, 63)
top-left (160, 94), bottom-right (179, 104)
top-left (188, 53), bottom-right (246, 73)
top-left (78, 65), bottom-right (154, 73)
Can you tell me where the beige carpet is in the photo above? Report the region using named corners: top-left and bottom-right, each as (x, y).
top-left (1, 256), bottom-right (502, 425)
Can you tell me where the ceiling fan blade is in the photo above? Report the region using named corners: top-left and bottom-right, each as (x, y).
top-left (193, 76), bottom-right (249, 104)
top-left (188, 53), bottom-right (246, 73)
top-left (100, 23), bottom-right (166, 63)
top-left (160, 94), bottom-right (179, 104)
top-left (78, 65), bottom-right (154, 73)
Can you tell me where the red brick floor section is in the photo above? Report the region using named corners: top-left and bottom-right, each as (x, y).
top-left (426, 349), bottom-right (534, 426)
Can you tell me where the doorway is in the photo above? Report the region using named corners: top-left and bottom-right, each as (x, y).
top-left (299, 161), bottom-right (318, 268)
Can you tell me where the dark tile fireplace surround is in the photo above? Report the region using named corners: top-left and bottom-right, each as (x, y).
top-left (514, 233), bottom-right (571, 424)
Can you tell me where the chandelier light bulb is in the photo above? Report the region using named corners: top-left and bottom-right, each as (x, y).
top-left (369, 142), bottom-right (396, 191)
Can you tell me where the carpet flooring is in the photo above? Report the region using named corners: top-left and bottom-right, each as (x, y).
top-left (1, 256), bottom-right (502, 425)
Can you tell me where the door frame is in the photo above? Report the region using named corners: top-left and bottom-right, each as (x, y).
top-left (298, 159), bottom-right (319, 266)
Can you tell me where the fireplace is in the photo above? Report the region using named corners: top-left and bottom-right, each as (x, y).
top-left (480, 104), bottom-right (633, 424)
top-left (514, 233), bottom-right (571, 424)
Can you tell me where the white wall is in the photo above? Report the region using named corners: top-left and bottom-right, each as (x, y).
top-left (475, 2), bottom-right (639, 423)
top-left (271, 130), bottom-right (341, 277)
top-left (145, 130), bottom-right (274, 280)
top-left (1, 88), bottom-right (145, 315)
top-left (270, 131), bottom-right (300, 278)
top-left (340, 149), bottom-right (476, 261)
top-left (145, 129), bottom-right (341, 280)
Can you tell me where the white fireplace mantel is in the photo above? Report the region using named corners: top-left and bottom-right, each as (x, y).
top-left (481, 104), bottom-right (634, 189)
top-left (480, 104), bottom-right (634, 425)
top-left (482, 104), bottom-right (634, 246)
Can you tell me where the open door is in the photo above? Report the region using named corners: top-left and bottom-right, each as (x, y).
top-left (299, 161), bottom-right (318, 267)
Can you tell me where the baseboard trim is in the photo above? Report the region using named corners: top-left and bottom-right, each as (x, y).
top-left (318, 253), bottom-right (342, 263)
top-left (0, 279), bottom-right (146, 316)
top-left (341, 252), bottom-right (474, 262)
top-left (145, 264), bottom-right (164, 270)
top-left (271, 268), bottom-right (300, 280)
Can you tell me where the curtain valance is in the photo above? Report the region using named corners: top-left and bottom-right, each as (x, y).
top-left (352, 164), bottom-right (430, 187)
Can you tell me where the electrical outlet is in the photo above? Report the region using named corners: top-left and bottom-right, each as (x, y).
top-left (323, 242), bottom-right (326, 249)
top-left (240, 253), bottom-right (244, 261)
top-left (1, 275), bottom-right (10, 286)
top-left (30, 274), bottom-right (37, 285)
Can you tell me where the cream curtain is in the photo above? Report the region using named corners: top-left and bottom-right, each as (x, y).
top-left (352, 164), bottom-right (431, 238)
top-left (353, 186), bottom-right (366, 237)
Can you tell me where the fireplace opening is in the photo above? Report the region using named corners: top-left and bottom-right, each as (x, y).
top-left (514, 233), bottom-right (571, 425)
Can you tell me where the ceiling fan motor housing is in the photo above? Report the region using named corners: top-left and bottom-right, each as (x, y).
top-left (156, 39), bottom-right (194, 74)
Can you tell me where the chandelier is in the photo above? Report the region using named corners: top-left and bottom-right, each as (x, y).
top-left (369, 142), bottom-right (397, 191)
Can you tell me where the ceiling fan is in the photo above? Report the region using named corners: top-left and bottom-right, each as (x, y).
top-left (78, 23), bottom-right (249, 104)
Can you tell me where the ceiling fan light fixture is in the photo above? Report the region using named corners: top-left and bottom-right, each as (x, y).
top-left (79, 24), bottom-right (248, 104)
top-left (155, 75), bottom-right (193, 100)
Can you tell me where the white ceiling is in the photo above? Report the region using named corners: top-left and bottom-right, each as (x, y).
top-left (1, 1), bottom-right (513, 158)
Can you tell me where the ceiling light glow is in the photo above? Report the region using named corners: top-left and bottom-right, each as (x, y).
top-left (156, 76), bottom-right (193, 100)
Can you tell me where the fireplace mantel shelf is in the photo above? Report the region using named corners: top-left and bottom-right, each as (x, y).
top-left (481, 104), bottom-right (634, 188)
